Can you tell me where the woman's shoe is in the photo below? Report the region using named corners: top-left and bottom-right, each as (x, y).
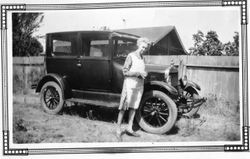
top-left (116, 128), bottom-right (123, 142)
top-left (125, 129), bottom-right (140, 137)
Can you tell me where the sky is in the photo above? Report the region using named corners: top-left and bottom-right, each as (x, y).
top-left (35, 6), bottom-right (240, 51)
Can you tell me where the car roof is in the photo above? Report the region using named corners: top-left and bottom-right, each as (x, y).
top-left (47, 30), bottom-right (140, 40)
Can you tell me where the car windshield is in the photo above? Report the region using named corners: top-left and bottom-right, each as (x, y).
top-left (114, 38), bottom-right (137, 58)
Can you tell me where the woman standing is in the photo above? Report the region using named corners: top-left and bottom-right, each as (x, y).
top-left (116, 38), bottom-right (151, 139)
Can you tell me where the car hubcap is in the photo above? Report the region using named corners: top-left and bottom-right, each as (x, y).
top-left (44, 86), bottom-right (60, 110)
top-left (141, 97), bottom-right (169, 127)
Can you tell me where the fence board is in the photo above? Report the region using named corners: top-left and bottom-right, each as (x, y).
top-left (145, 55), bottom-right (239, 102)
top-left (13, 56), bottom-right (240, 102)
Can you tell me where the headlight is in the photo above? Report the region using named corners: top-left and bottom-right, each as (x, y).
top-left (164, 68), bottom-right (171, 84)
top-left (182, 75), bottom-right (188, 86)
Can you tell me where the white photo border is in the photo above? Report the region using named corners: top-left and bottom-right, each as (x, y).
top-left (1, 0), bottom-right (249, 155)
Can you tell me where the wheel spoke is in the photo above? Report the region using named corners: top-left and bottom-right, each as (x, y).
top-left (53, 99), bottom-right (59, 105)
top-left (147, 115), bottom-right (154, 123)
top-left (143, 106), bottom-right (153, 112)
top-left (144, 103), bottom-right (153, 109)
top-left (52, 100), bottom-right (57, 109)
top-left (156, 116), bottom-right (163, 126)
top-left (52, 99), bottom-right (56, 107)
top-left (162, 107), bottom-right (169, 111)
top-left (143, 113), bottom-right (152, 119)
top-left (48, 101), bottom-right (52, 108)
top-left (45, 99), bottom-right (50, 104)
top-left (50, 89), bottom-right (56, 98)
top-left (45, 93), bottom-right (50, 99)
top-left (50, 100), bottom-right (54, 109)
top-left (145, 101), bottom-right (152, 105)
top-left (159, 114), bottom-right (167, 122)
top-left (159, 112), bottom-right (169, 116)
top-left (54, 97), bottom-right (59, 103)
top-left (143, 108), bottom-right (152, 113)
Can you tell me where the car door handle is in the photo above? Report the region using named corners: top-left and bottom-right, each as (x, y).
top-left (76, 63), bottom-right (82, 67)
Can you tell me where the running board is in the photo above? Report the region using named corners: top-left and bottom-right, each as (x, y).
top-left (72, 89), bottom-right (121, 102)
top-left (66, 98), bottom-right (119, 108)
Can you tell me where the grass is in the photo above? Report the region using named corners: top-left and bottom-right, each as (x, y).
top-left (12, 92), bottom-right (241, 143)
top-left (175, 94), bottom-right (240, 141)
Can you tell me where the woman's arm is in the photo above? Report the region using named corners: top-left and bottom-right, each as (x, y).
top-left (123, 55), bottom-right (140, 77)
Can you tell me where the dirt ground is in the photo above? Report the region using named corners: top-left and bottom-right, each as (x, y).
top-left (13, 92), bottom-right (241, 143)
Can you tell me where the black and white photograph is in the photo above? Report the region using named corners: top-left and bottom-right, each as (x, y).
top-left (0, 0), bottom-right (249, 157)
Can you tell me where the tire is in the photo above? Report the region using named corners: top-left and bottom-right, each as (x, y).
top-left (182, 88), bottom-right (200, 117)
top-left (40, 81), bottom-right (64, 114)
top-left (136, 90), bottom-right (178, 134)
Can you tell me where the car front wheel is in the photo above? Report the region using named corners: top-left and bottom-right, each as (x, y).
top-left (136, 90), bottom-right (177, 134)
top-left (40, 81), bottom-right (64, 114)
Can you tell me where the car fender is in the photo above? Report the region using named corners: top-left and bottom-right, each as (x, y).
top-left (144, 81), bottom-right (178, 96)
top-left (184, 80), bottom-right (201, 91)
top-left (35, 73), bottom-right (72, 99)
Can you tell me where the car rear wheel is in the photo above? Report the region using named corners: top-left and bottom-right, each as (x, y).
top-left (136, 90), bottom-right (177, 134)
top-left (40, 81), bottom-right (64, 114)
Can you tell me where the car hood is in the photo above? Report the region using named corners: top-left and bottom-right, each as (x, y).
top-left (113, 59), bottom-right (169, 74)
top-left (145, 64), bottom-right (169, 73)
top-left (112, 59), bottom-right (170, 82)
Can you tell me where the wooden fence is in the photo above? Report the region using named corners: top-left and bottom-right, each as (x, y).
top-left (145, 55), bottom-right (239, 103)
top-left (13, 55), bottom-right (239, 103)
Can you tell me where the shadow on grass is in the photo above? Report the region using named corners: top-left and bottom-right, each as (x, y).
top-left (177, 113), bottom-right (201, 120)
top-left (62, 104), bottom-right (119, 123)
top-left (132, 120), bottom-right (180, 135)
top-left (62, 104), bottom-right (204, 136)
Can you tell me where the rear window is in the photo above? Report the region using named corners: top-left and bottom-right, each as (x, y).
top-left (51, 33), bottom-right (77, 56)
top-left (53, 40), bottom-right (71, 54)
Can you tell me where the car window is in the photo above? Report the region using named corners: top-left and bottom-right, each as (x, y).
top-left (51, 33), bottom-right (77, 56)
top-left (114, 39), bottom-right (137, 58)
top-left (89, 40), bottom-right (109, 57)
top-left (53, 40), bottom-right (71, 54)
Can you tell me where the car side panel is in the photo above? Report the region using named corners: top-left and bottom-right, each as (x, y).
top-left (78, 57), bottom-right (111, 91)
top-left (111, 59), bottom-right (125, 93)
top-left (46, 56), bottom-right (81, 90)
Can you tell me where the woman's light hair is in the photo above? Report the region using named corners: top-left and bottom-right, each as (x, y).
top-left (137, 37), bottom-right (151, 47)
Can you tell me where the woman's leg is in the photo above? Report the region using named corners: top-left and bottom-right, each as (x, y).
top-left (126, 108), bottom-right (140, 137)
top-left (116, 109), bottom-right (125, 141)
top-left (117, 109), bottom-right (125, 126)
top-left (127, 108), bottom-right (136, 132)
top-left (127, 88), bottom-right (142, 132)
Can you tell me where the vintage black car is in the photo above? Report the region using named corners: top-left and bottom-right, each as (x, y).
top-left (36, 30), bottom-right (206, 134)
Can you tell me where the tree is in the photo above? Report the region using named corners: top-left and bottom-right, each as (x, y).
top-left (188, 30), bottom-right (205, 55)
top-left (222, 32), bottom-right (239, 56)
top-left (202, 31), bottom-right (223, 56)
top-left (189, 30), bottom-right (238, 56)
top-left (12, 13), bottom-right (44, 56)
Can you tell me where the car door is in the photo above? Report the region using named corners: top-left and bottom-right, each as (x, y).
top-left (46, 32), bottom-right (81, 89)
top-left (78, 33), bottom-right (111, 91)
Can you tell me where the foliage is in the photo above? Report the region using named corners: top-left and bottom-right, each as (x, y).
top-left (189, 30), bottom-right (205, 55)
top-left (189, 30), bottom-right (239, 56)
top-left (13, 13), bottom-right (44, 56)
top-left (222, 32), bottom-right (239, 56)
